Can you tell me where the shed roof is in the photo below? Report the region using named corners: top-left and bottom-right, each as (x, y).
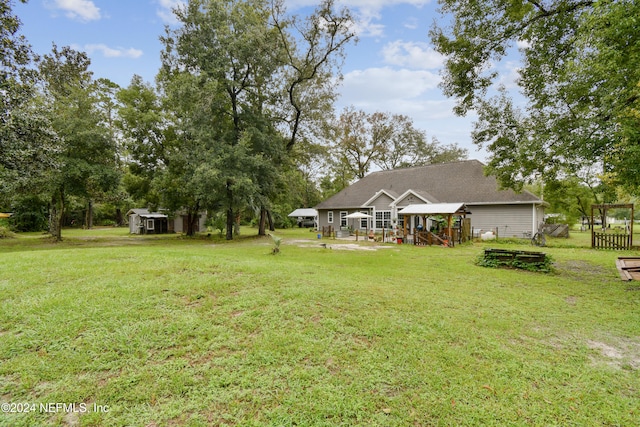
top-left (315, 160), bottom-right (542, 210)
top-left (126, 209), bottom-right (167, 219)
top-left (140, 213), bottom-right (168, 219)
top-left (288, 208), bottom-right (318, 217)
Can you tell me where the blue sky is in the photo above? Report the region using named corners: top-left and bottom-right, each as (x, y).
top-left (13, 0), bottom-right (510, 160)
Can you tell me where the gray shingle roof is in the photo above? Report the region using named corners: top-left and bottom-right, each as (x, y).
top-left (315, 160), bottom-right (542, 209)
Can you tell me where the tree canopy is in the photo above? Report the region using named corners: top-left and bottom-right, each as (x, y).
top-left (38, 45), bottom-right (120, 239)
top-left (155, 0), bottom-right (355, 238)
top-left (431, 0), bottom-right (640, 194)
top-left (326, 106), bottom-right (468, 182)
top-left (0, 0), bottom-right (57, 200)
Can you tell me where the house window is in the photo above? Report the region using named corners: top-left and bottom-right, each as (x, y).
top-left (328, 211), bottom-right (334, 224)
top-left (146, 219), bottom-right (155, 230)
top-left (398, 214), bottom-right (405, 229)
top-left (340, 211), bottom-right (348, 228)
top-left (375, 211), bottom-right (391, 229)
top-left (360, 212), bottom-right (369, 229)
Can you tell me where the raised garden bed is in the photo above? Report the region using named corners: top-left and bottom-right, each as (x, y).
top-left (479, 248), bottom-right (552, 272)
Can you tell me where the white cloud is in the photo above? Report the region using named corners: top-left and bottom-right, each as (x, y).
top-left (382, 40), bottom-right (444, 70)
top-left (404, 17), bottom-right (419, 30)
top-left (495, 60), bottom-right (522, 90)
top-left (83, 44), bottom-right (143, 59)
top-left (285, 0), bottom-right (432, 38)
top-left (50, 0), bottom-right (100, 22)
top-left (156, 0), bottom-right (186, 25)
top-left (339, 67), bottom-right (440, 107)
top-left (286, 0), bottom-right (431, 10)
top-left (336, 68), bottom-right (478, 154)
top-left (350, 14), bottom-right (385, 38)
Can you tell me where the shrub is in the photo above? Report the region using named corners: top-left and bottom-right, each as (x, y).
top-left (0, 226), bottom-right (15, 239)
top-left (270, 234), bottom-right (282, 254)
top-left (476, 249), bottom-right (554, 273)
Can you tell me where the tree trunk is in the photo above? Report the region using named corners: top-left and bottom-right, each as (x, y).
top-left (258, 208), bottom-right (267, 236)
top-left (185, 207), bottom-right (199, 237)
top-left (225, 180), bottom-right (234, 240)
top-left (116, 208), bottom-right (123, 226)
top-left (267, 209), bottom-right (275, 232)
top-left (85, 199), bottom-right (93, 229)
top-left (226, 208), bottom-right (234, 240)
top-left (49, 189), bottom-right (64, 241)
top-left (234, 212), bottom-right (241, 236)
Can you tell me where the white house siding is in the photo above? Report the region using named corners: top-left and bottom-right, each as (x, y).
top-left (468, 204), bottom-right (534, 237)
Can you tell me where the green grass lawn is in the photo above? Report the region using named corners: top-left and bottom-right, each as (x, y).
top-left (1, 228), bottom-right (639, 426)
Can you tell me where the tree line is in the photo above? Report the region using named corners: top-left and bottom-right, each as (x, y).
top-left (1, 0), bottom-right (467, 240)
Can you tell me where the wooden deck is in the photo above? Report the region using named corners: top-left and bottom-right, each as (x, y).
top-left (616, 257), bottom-right (640, 281)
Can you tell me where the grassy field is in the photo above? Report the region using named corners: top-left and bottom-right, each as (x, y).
top-left (0, 227), bottom-right (639, 426)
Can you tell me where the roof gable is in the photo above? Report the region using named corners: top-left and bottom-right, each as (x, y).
top-left (362, 189), bottom-right (398, 207)
top-left (392, 189), bottom-right (434, 207)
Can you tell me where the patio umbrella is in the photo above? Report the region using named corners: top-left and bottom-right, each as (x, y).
top-left (344, 212), bottom-right (373, 234)
top-left (344, 212), bottom-right (372, 219)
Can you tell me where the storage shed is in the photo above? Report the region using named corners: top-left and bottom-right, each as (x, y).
top-left (127, 209), bottom-right (169, 234)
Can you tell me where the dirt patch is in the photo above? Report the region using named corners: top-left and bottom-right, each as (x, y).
top-left (291, 240), bottom-right (393, 251)
top-left (556, 260), bottom-right (616, 281)
top-left (324, 243), bottom-right (393, 251)
top-left (564, 296), bottom-right (578, 305)
top-left (587, 337), bottom-right (640, 370)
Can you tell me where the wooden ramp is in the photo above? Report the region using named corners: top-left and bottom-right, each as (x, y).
top-left (616, 257), bottom-right (640, 281)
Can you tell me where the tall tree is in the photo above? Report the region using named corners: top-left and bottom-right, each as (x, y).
top-left (430, 0), bottom-right (640, 193)
top-left (159, 0), bottom-right (354, 239)
top-left (116, 75), bottom-right (167, 210)
top-left (328, 107), bottom-right (467, 180)
top-left (38, 45), bottom-right (119, 240)
top-left (0, 0), bottom-right (57, 204)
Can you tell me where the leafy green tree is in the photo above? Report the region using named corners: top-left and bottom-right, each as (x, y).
top-left (116, 75), bottom-right (167, 211)
top-left (328, 107), bottom-right (374, 179)
top-left (328, 107), bottom-right (468, 180)
top-left (38, 45), bottom-right (119, 240)
top-left (117, 76), bottom-right (167, 177)
top-left (430, 0), bottom-right (640, 193)
top-left (540, 177), bottom-right (609, 228)
top-left (0, 0), bottom-right (58, 204)
top-left (159, 0), bottom-right (354, 239)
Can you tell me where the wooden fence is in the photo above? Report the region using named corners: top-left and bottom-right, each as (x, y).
top-left (321, 226), bottom-right (334, 237)
top-left (592, 231), bottom-right (632, 250)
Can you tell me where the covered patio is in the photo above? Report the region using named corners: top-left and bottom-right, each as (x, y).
top-left (398, 203), bottom-right (471, 247)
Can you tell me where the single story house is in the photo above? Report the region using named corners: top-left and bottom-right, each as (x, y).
top-left (314, 160), bottom-right (546, 239)
top-left (127, 209), bottom-right (207, 234)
